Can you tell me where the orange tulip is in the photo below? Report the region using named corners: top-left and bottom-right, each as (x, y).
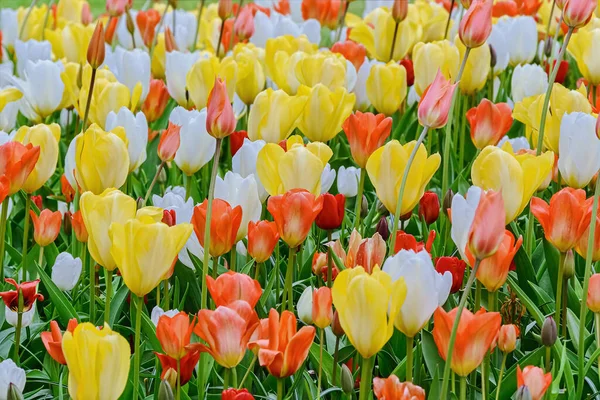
top-left (142, 79), bottom-right (170, 124)
top-left (497, 324), bottom-right (519, 353)
top-left (342, 112), bottom-right (392, 169)
top-left (0, 142), bottom-right (41, 195)
top-left (531, 188), bottom-right (590, 253)
top-left (267, 189), bottom-right (324, 248)
top-left (41, 319), bottom-right (78, 365)
top-left (164, 27), bottom-right (177, 52)
top-left (468, 190), bottom-right (506, 260)
top-left (190, 300), bottom-right (259, 368)
top-left (71, 211), bottom-right (88, 243)
top-left (312, 287), bottom-right (333, 329)
top-left (206, 271), bottom-right (262, 308)
top-left (373, 376), bottom-right (426, 400)
top-left (392, 0), bottom-right (409, 22)
top-left (248, 308), bottom-right (316, 378)
top-left (192, 199), bottom-right (242, 257)
top-left (466, 99), bottom-right (513, 149)
top-left (206, 78), bottom-right (236, 140)
top-left (136, 9), bottom-right (161, 48)
top-left (0, 176), bottom-right (8, 205)
top-left (432, 307), bottom-right (501, 376)
top-left (247, 221), bottom-right (280, 263)
top-left (61, 175), bottom-right (75, 203)
top-left (575, 205), bottom-right (600, 261)
top-left (517, 366), bottom-right (552, 400)
top-left (469, 230), bottom-right (522, 292)
top-left (156, 311), bottom-right (195, 360)
top-left (344, 229), bottom-right (387, 272)
top-left (332, 41), bottom-right (367, 71)
top-left (587, 274), bottom-right (600, 313)
top-left (417, 71), bottom-right (457, 129)
top-left (459, 0), bottom-right (493, 48)
top-left (30, 209), bottom-right (61, 247)
top-left (274, 0), bottom-right (291, 14)
top-left (312, 241), bottom-right (345, 282)
top-left (218, 0), bottom-right (233, 19)
top-left (301, 0), bottom-right (342, 29)
top-left (156, 349), bottom-right (200, 387)
top-left (158, 122), bottom-right (181, 162)
top-left (87, 22), bottom-right (105, 69)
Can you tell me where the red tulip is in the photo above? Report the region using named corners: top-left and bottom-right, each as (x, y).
top-left (230, 130), bottom-right (248, 157)
top-left (418, 191), bottom-right (440, 225)
top-left (315, 193), bottom-right (345, 231)
top-left (435, 257), bottom-right (466, 293)
top-left (394, 230), bottom-right (435, 255)
top-left (0, 278), bottom-right (44, 312)
top-left (222, 388), bottom-right (255, 400)
top-left (156, 349), bottom-right (200, 387)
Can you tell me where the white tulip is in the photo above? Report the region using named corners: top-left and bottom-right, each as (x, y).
top-left (106, 107), bottom-right (149, 172)
top-left (233, 138), bottom-right (268, 202)
top-left (494, 17), bottom-right (537, 66)
top-left (0, 359), bottom-right (26, 400)
top-left (487, 26), bottom-right (510, 74)
top-left (166, 51), bottom-right (200, 107)
top-left (353, 59), bottom-right (377, 111)
top-left (5, 304), bottom-right (35, 328)
top-left (337, 166), bottom-right (361, 197)
top-left (14, 39), bottom-right (52, 77)
top-left (151, 306), bottom-right (180, 326)
top-left (382, 249), bottom-right (452, 337)
top-left (163, 10), bottom-right (198, 50)
top-left (558, 112), bottom-right (600, 189)
top-left (0, 10), bottom-right (18, 48)
top-left (106, 47), bottom-right (151, 103)
top-left (0, 131), bottom-right (10, 145)
top-left (498, 136), bottom-right (531, 152)
top-left (297, 286), bottom-right (314, 325)
top-left (363, 0), bottom-right (394, 16)
top-left (511, 64), bottom-right (548, 103)
top-left (321, 163), bottom-right (336, 194)
top-left (64, 137), bottom-right (77, 188)
top-left (51, 252), bottom-right (83, 291)
top-left (407, 86), bottom-right (420, 107)
top-left (170, 106), bottom-right (216, 176)
top-left (215, 171), bottom-right (262, 242)
top-left (250, 11), bottom-right (321, 48)
top-left (115, 10), bottom-right (143, 50)
top-left (450, 186), bottom-right (482, 263)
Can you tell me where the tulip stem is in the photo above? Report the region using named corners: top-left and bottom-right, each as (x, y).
top-left (459, 376), bottom-right (466, 400)
top-left (444, 0), bottom-right (455, 39)
top-left (576, 168), bottom-right (600, 399)
top-left (201, 138), bottom-right (222, 310)
top-left (185, 174), bottom-right (193, 201)
top-left (335, 0), bottom-right (350, 43)
top-left (359, 356), bottom-right (375, 400)
top-left (105, 269), bottom-right (113, 324)
top-left (555, 252), bottom-right (565, 335)
top-left (277, 378), bottom-right (284, 400)
top-left (495, 352), bottom-right (507, 400)
top-left (18, 0), bottom-right (38, 40)
top-left (133, 295), bottom-right (143, 400)
top-left (215, 19), bottom-right (226, 58)
top-left (353, 168), bottom-right (366, 231)
top-left (89, 259), bottom-right (95, 324)
top-left (406, 335), bottom-right (414, 382)
top-left (545, 345), bottom-right (551, 373)
top-left (81, 68), bottom-right (97, 132)
top-left (238, 354), bottom-right (257, 389)
top-left (562, 277), bottom-right (568, 338)
top-left (283, 246), bottom-right (297, 312)
top-left (12, 290), bottom-right (23, 363)
top-left (228, 0), bottom-right (244, 51)
top-left (544, 0), bottom-right (557, 58)
top-left (0, 199), bottom-right (9, 280)
top-left (164, 279), bottom-right (170, 309)
top-left (535, 26), bottom-right (573, 156)
top-left (144, 161), bottom-right (165, 205)
top-left (192, 0), bottom-right (206, 52)
top-left (389, 126), bottom-right (429, 256)
top-left (176, 358), bottom-right (181, 400)
top-left (21, 194), bottom-right (32, 282)
top-left (230, 247), bottom-right (237, 272)
top-left (389, 21), bottom-right (399, 62)
top-left (440, 258), bottom-right (481, 400)
top-left (317, 329), bottom-right (324, 396)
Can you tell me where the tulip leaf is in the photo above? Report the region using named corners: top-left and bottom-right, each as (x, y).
top-left (34, 261), bottom-right (78, 324)
top-left (420, 330), bottom-right (445, 380)
top-left (512, 237), bottom-right (539, 300)
top-left (140, 308), bottom-right (162, 352)
top-left (543, 239), bottom-right (560, 296)
top-left (109, 284), bottom-right (129, 327)
top-left (308, 341), bottom-right (334, 387)
top-left (174, 258), bottom-right (202, 313)
top-left (508, 274), bottom-right (544, 325)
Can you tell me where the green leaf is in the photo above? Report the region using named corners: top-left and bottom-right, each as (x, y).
top-left (35, 262), bottom-right (78, 324)
top-left (308, 341), bottom-right (334, 386)
top-left (109, 284), bottom-right (129, 327)
top-left (420, 330), bottom-right (445, 379)
top-left (508, 274), bottom-right (544, 325)
top-left (141, 309), bottom-right (162, 352)
top-left (543, 239), bottom-right (560, 296)
top-left (174, 258), bottom-right (202, 313)
top-left (512, 238), bottom-right (539, 300)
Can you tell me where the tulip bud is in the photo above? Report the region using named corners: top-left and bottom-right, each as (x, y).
top-left (376, 217), bottom-right (390, 241)
top-left (361, 195), bottom-right (368, 218)
top-left (137, 197), bottom-right (145, 210)
top-left (158, 123), bottom-right (181, 162)
top-left (7, 383), bottom-right (24, 400)
top-left (206, 78), bottom-right (236, 139)
top-left (563, 0), bottom-right (596, 28)
top-left (126, 11), bottom-right (135, 36)
top-left (563, 249), bottom-right (575, 279)
top-left (399, 59), bottom-right (414, 87)
top-left (234, 6), bottom-right (255, 40)
top-left (459, 0), bottom-right (493, 49)
top-left (31, 195), bottom-right (43, 210)
top-left (419, 191), bottom-right (440, 225)
top-left (392, 0), bottom-right (408, 22)
top-left (544, 38), bottom-right (554, 58)
top-left (498, 324), bottom-right (518, 353)
top-left (312, 287), bottom-right (333, 329)
top-left (218, 0), bottom-right (233, 20)
top-left (71, 211), bottom-right (88, 243)
top-left (515, 386), bottom-right (532, 400)
top-left (87, 22), bottom-right (105, 69)
top-left (63, 211), bottom-right (72, 236)
top-left (162, 209), bottom-right (176, 227)
top-left (158, 165), bottom-right (167, 184)
top-left (158, 379), bottom-right (175, 400)
top-left (489, 44), bottom-right (497, 68)
top-left (332, 310), bottom-right (344, 337)
top-left (164, 27), bottom-right (178, 52)
top-left (297, 286), bottom-right (314, 325)
top-left (341, 364), bottom-right (354, 394)
top-left (418, 70), bottom-right (457, 129)
top-left (541, 316), bottom-right (557, 347)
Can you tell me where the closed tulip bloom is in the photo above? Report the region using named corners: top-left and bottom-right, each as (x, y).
top-left (468, 190), bottom-right (506, 260)
top-left (459, 0), bottom-right (493, 48)
top-left (433, 307), bottom-right (501, 376)
top-left (247, 89), bottom-right (307, 143)
top-left (435, 257), bottom-right (466, 293)
top-left (105, 108), bottom-right (148, 173)
top-left (222, 388), bottom-right (255, 400)
top-left (312, 287), bottom-right (333, 328)
top-left (472, 144), bottom-right (554, 223)
top-left (297, 84), bottom-right (355, 142)
top-left (235, 47), bottom-right (265, 105)
top-left (332, 41), bottom-right (367, 71)
top-left (71, 211), bottom-right (88, 243)
top-left (530, 188), bottom-right (589, 252)
top-left (315, 193), bottom-right (345, 231)
top-left (0, 142), bottom-right (40, 195)
top-left (267, 189), bottom-right (324, 248)
top-left (418, 70), bottom-right (457, 129)
top-left (248, 308), bottom-right (315, 378)
top-left (51, 252), bottom-right (83, 291)
top-left (297, 286), bottom-right (314, 325)
top-left (30, 209), bottom-right (61, 247)
top-left (74, 124), bottom-right (130, 195)
top-left (412, 40), bottom-right (460, 96)
top-left (248, 221), bottom-right (279, 263)
top-left (158, 122), bottom-right (181, 163)
top-left (136, 9), bottom-right (161, 47)
top-left (517, 366), bottom-right (552, 400)
top-left (192, 199), bottom-right (242, 257)
top-left (568, 27), bottom-right (600, 85)
top-left (366, 140), bottom-right (441, 215)
top-left (474, 230), bottom-right (522, 291)
top-left (206, 271), bottom-right (262, 308)
top-left (511, 64), bottom-right (548, 103)
top-left (466, 99), bottom-right (513, 149)
top-left (186, 56), bottom-right (237, 111)
top-left (207, 77), bottom-right (236, 139)
top-left (62, 323), bottom-right (130, 400)
top-left (587, 274), bottom-right (600, 312)
top-left (110, 216), bottom-right (192, 297)
top-left (366, 62), bottom-right (407, 116)
top-left (156, 349), bottom-right (200, 388)
top-left (257, 142), bottom-right (332, 196)
top-left (337, 166), bottom-right (360, 197)
top-left (558, 112), bottom-right (600, 189)
top-left (41, 319), bottom-right (77, 365)
top-left (563, 0), bottom-right (596, 27)
top-left (156, 311), bottom-right (195, 360)
top-left (373, 376), bottom-right (426, 400)
top-left (419, 191), bottom-right (440, 225)
top-left (12, 123), bottom-right (60, 193)
top-left (342, 111), bottom-right (392, 168)
top-left (142, 79), bottom-right (170, 123)
top-left (215, 172), bottom-right (261, 241)
top-left (498, 324), bottom-right (519, 353)
top-left (294, 53), bottom-right (350, 92)
top-left (332, 266), bottom-right (406, 358)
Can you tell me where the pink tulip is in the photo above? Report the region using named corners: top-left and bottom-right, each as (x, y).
top-left (563, 0), bottom-right (596, 28)
top-left (417, 70), bottom-right (457, 129)
top-left (459, 0), bottom-right (493, 48)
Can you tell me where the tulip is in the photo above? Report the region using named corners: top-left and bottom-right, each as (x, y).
top-left (51, 252), bottom-right (83, 292)
top-left (28, 209), bottom-right (60, 248)
top-left (230, 131), bottom-right (248, 157)
top-left (294, 52), bottom-right (350, 93)
top-left (471, 144), bottom-right (554, 223)
top-left (394, 230), bottom-right (436, 254)
top-left (206, 77), bottom-right (236, 139)
top-left (0, 278), bottom-right (44, 312)
top-left (435, 257), bottom-right (466, 293)
top-left (575, 205), bottom-right (600, 261)
top-left (62, 322), bottom-right (130, 400)
top-left (558, 112), bottom-right (600, 189)
top-left (366, 140), bottom-right (441, 215)
top-left (233, 139), bottom-right (268, 201)
top-left (312, 287), bottom-right (333, 329)
top-left (342, 111), bottom-right (392, 169)
top-left (247, 88), bottom-right (307, 143)
top-left (41, 319), bottom-right (74, 365)
top-left (105, 107), bottom-right (148, 172)
top-left (106, 0), bottom-right (130, 16)
top-left (70, 211), bottom-right (88, 243)
top-left (433, 307), bottom-right (501, 376)
top-left (13, 39), bottom-right (52, 77)
top-left (337, 166), bottom-right (361, 197)
top-left (192, 199), bottom-right (242, 257)
top-left (332, 41), bottom-right (367, 71)
top-left (12, 124), bottom-right (60, 193)
top-left (248, 221), bottom-right (279, 263)
top-left (267, 189), bottom-right (324, 248)
top-left (587, 274), bottom-right (600, 312)
top-left (455, 38), bottom-right (491, 95)
top-left (301, 0), bottom-right (341, 29)
top-left (106, 47), bottom-right (151, 103)
top-left (168, 107), bottom-right (216, 176)
top-left (419, 191), bottom-right (440, 225)
top-left (497, 17), bottom-right (538, 66)
top-left (473, 229), bottom-right (522, 291)
top-left (186, 56), bottom-right (237, 112)
top-left (215, 172), bottom-right (261, 242)
top-left (498, 324), bottom-right (519, 353)
top-left (353, 59), bottom-right (378, 111)
top-left (234, 7), bottom-right (255, 40)
top-left (142, 79), bottom-right (170, 123)
top-left (165, 51), bottom-right (200, 109)
top-left (156, 311), bottom-right (195, 360)
top-left (366, 62), bottom-right (407, 116)
top-left (315, 194), bottom-right (345, 231)
top-left (206, 271), bottom-right (262, 308)
top-left (248, 308), bottom-right (316, 378)
top-left (257, 142), bottom-right (332, 196)
top-left (0, 142), bottom-right (40, 195)
top-left (156, 349), bottom-right (200, 388)
top-left (0, 360), bottom-right (25, 398)
top-left (417, 70), bottom-right (457, 129)
top-left (563, 0), bottom-right (596, 27)
top-left (297, 286), bottom-right (314, 325)
top-left (568, 27), bottom-right (600, 86)
top-left (157, 122), bottom-right (181, 163)
top-left (412, 40), bottom-right (459, 96)
top-left (466, 99), bottom-right (513, 149)
top-left (373, 376), bottom-right (426, 400)
top-left (511, 64), bottom-right (548, 103)
top-left (459, 0), bottom-right (493, 48)
top-left (136, 9), bottom-right (160, 47)
top-left (321, 163), bottom-right (336, 194)
top-left (517, 366), bottom-right (552, 400)
top-left (222, 388), bottom-right (255, 400)
top-left (297, 84), bottom-right (355, 142)
top-left (235, 47), bottom-right (265, 105)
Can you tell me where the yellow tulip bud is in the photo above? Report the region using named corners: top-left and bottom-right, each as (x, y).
top-left (186, 55), bottom-right (237, 110)
top-left (413, 40), bottom-right (459, 96)
top-left (235, 47), bottom-right (266, 105)
top-left (366, 62), bottom-right (407, 116)
top-left (455, 38), bottom-right (490, 95)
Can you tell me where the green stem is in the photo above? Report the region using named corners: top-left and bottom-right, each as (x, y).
top-left (81, 68), bottom-right (97, 132)
top-left (495, 352), bottom-right (508, 400)
top-left (105, 269), bottom-right (113, 324)
top-left (444, 0), bottom-right (455, 39)
top-left (525, 210), bottom-right (535, 254)
top-left (545, 345), bottom-right (551, 373)
top-left (176, 358), bottom-right (181, 400)
top-left (164, 279), bottom-right (170, 309)
top-left (458, 96), bottom-right (467, 172)
top-left (562, 277), bottom-right (568, 338)
top-left (89, 255), bottom-right (95, 324)
top-left (230, 246), bottom-right (237, 272)
top-left (389, 21), bottom-right (399, 62)
top-left (555, 252), bottom-right (566, 333)
top-left (353, 168), bottom-right (366, 230)
top-left (277, 378), bottom-right (284, 400)
top-left (21, 194), bottom-right (31, 282)
top-left (133, 295), bottom-right (143, 400)
top-left (37, 246), bottom-right (44, 274)
top-left (474, 281), bottom-right (481, 310)
top-left (317, 329), bottom-right (324, 396)
top-left (223, 367), bottom-right (230, 390)
top-left (18, 0), bottom-right (38, 39)
top-left (359, 356), bottom-right (375, 400)
top-left (406, 335), bottom-right (414, 382)
top-left (191, 0), bottom-right (205, 51)
top-left (12, 290), bottom-right (23, 362)
top-left (238, 354), bottom-right (257, 388)
top-left (215, 18), bottom-right (226, 58)
top-left (254, 261), bottom-right (261, 281)
top-left (332, 336), bottom-right (341, 385)
top-left (459, 376), bottom-right (466, 400)
top-left (231, 367), bottom-right (238, 389)
top-left (185, 174), bottom-right (192, 201)
top-left (0, 199), bottom-right (8, 280)
top-left (143, 161), bottom-right (165, 205)
top-left (440, 259), bottom-right (481, 399)
top-left (284, 247), bottom-right (297, 312)
top-left (212, 256), bottom-right (218, 279)
top-left (201, 138), bottom-right (222, 310)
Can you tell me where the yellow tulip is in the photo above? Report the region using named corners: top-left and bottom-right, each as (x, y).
top-left (12, 124), bottom-right (61, 193)
top-left (332, 266), bottom-right (407, 359)
top-left (568, 27), bottom-right (600, 85)
top-left (17, 5), bottom-right (47, 41)
top-left (294, 52), bottom-right (348, 92)
top-left (513, 83), bottom-right (591, 153)
top-left (266, 50), bottom-right (305, 95)
top-left (415, 0), bottom-right (450, 42)
top-left (62, 322), bottom-right (130, 400)
top-left (455, 38), bottom-right (490, 95)
top-left (471, 143), bottom-right (554, 224)
top-left (75, 124), bottom-right (130, 195)
top-left (80, 188), bottom-right (137, 270)
top-left (197, 4), bottom-right (222, 53)
top-left (55, 0), bottom-right (87, 25)
top-left (413, 40), bottom-right (459, 96)
top-left (235, 47), bottom-right (266, 105)
top-left (366, 140), bottom-right (441, 215)
top-left (366, 62), bottom-right (407, 116)
top-left (265, 35), bottom-right (317, 79)
top-left (0, 88), bottom-right (22, 113)
top-left (297, 84), bottom-right (355, 142)
top-left (46, 23), bottom-right (95, 64)
top-left (109, 215), bottom-right (192, 297)
top-left (257, 141), bottom-right (333, 196)
top-left (151, 34), bottom-right (166, 79)
top-left (247, 88), bottom-right (307, 143)
top-left (186, 55), bottom-right (238, 110)
top-left (537, 0), bottom-right (563, 37)
top-left (350, 6), bottom-right (422, 62)
top-left (59, 62), bottom-right (81, 109)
